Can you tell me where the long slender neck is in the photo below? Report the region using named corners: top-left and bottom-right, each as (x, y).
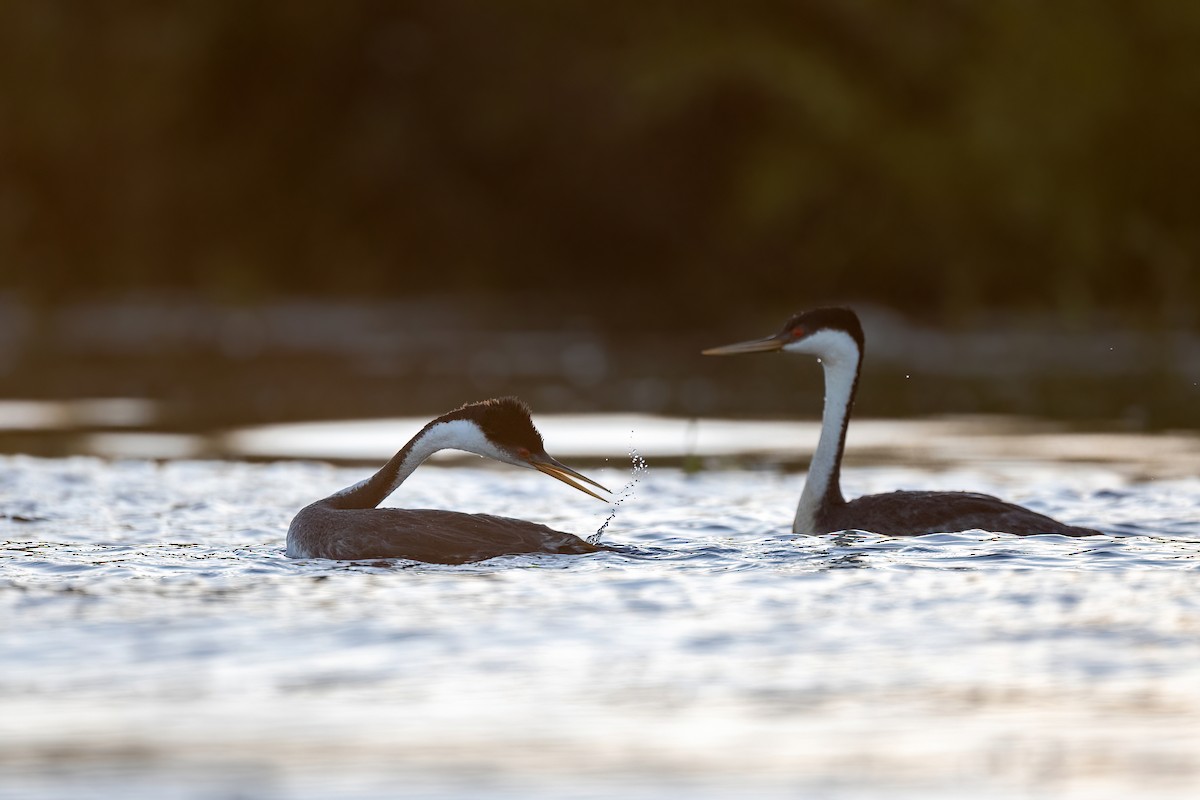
top-left (794, 347), bottom-right (861, 533)
top-left (323, 420), bottom-right (485, 510)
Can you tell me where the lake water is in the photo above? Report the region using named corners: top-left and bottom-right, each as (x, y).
top-left (2, 417), bottom-right (1199, 799)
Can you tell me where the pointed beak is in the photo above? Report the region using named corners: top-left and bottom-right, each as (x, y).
top-left (527, 454), bottom-right (611, 501)
top-left (702, 332), bottom-right (787, 356)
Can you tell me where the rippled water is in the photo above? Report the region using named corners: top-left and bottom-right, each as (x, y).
top-left (2, 448), bottom-right (1199, 799)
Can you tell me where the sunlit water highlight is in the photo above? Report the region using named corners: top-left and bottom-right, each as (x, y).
top-left (2, 439), bottom-right (1199, 798)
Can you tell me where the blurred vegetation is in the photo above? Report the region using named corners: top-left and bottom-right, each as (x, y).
top-left (1, 1), bottom-right (1198, 326)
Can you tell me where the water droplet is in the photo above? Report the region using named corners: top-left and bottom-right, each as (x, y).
top-left (590, 443), bottom-right (646, 544)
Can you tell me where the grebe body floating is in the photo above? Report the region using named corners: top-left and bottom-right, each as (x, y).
top-left (287, 398), bottom-right (612, 563)
top-left (704, 308), bottom-right (1102, 537)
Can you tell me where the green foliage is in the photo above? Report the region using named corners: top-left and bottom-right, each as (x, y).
top-left (1, 1), bottom-right (1197, 323)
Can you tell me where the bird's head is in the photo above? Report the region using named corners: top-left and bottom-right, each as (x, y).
top-left (441, 397), bottom-right (610, 501)
top-left (702, 307), bottom-right (864, 366)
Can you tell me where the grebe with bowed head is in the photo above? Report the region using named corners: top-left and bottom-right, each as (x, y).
top-left (703, 307), bottom-right (1101, 537)
top-left (287, 397), bottom-right (613, 563)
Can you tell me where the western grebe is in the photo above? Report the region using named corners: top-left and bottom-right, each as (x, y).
top-left (287, 397), bottom-right (613, 563)
top-left (703, 307), bottom-right (1101, 536)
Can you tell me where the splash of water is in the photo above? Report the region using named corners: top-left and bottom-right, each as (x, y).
top-left (589, 444), bottom-right (647, 544)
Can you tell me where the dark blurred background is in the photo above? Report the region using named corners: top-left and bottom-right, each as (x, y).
top-left (1, 2), bottom-right (1198, 443)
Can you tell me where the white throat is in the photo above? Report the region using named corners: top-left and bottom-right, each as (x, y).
top-left (788, 329), bottom-right (860, 533)
top-left (330, 418), bottom-right (510, 503)
top-left (411, 419), bottom-right (505, 466)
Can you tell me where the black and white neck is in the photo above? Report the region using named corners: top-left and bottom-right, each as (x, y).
top-left (785, 322), bottom-right (863, 532)
top-left (702, 307), bottom-right (865, 533)
top-left (326, 414), bottom-right (506, 510)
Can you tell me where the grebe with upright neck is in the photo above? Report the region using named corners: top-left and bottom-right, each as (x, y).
top-left (287, 397), bottom-right (613, 563)
top-left (704, 307), bottom-right (1101, 536)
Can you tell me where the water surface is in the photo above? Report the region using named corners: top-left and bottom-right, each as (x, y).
top-left (1, 435), bottom-right (1199, 799)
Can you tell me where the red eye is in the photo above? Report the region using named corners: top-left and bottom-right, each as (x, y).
top-left (517, 447), bottom-right (531, 459)
top-left (791, 326), bottom-right (806, 338)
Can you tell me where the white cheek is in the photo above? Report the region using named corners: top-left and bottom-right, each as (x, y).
top-left (424, 419), bottom-right (494, 457)
top-left (456, 427), bottom-right (524, 466)
top-left (784, 329), bottom-right (858, 365)
top-left (477, 441), bottom-right (512, 462)
top-left (422, 419), bottom-right (531, 467)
